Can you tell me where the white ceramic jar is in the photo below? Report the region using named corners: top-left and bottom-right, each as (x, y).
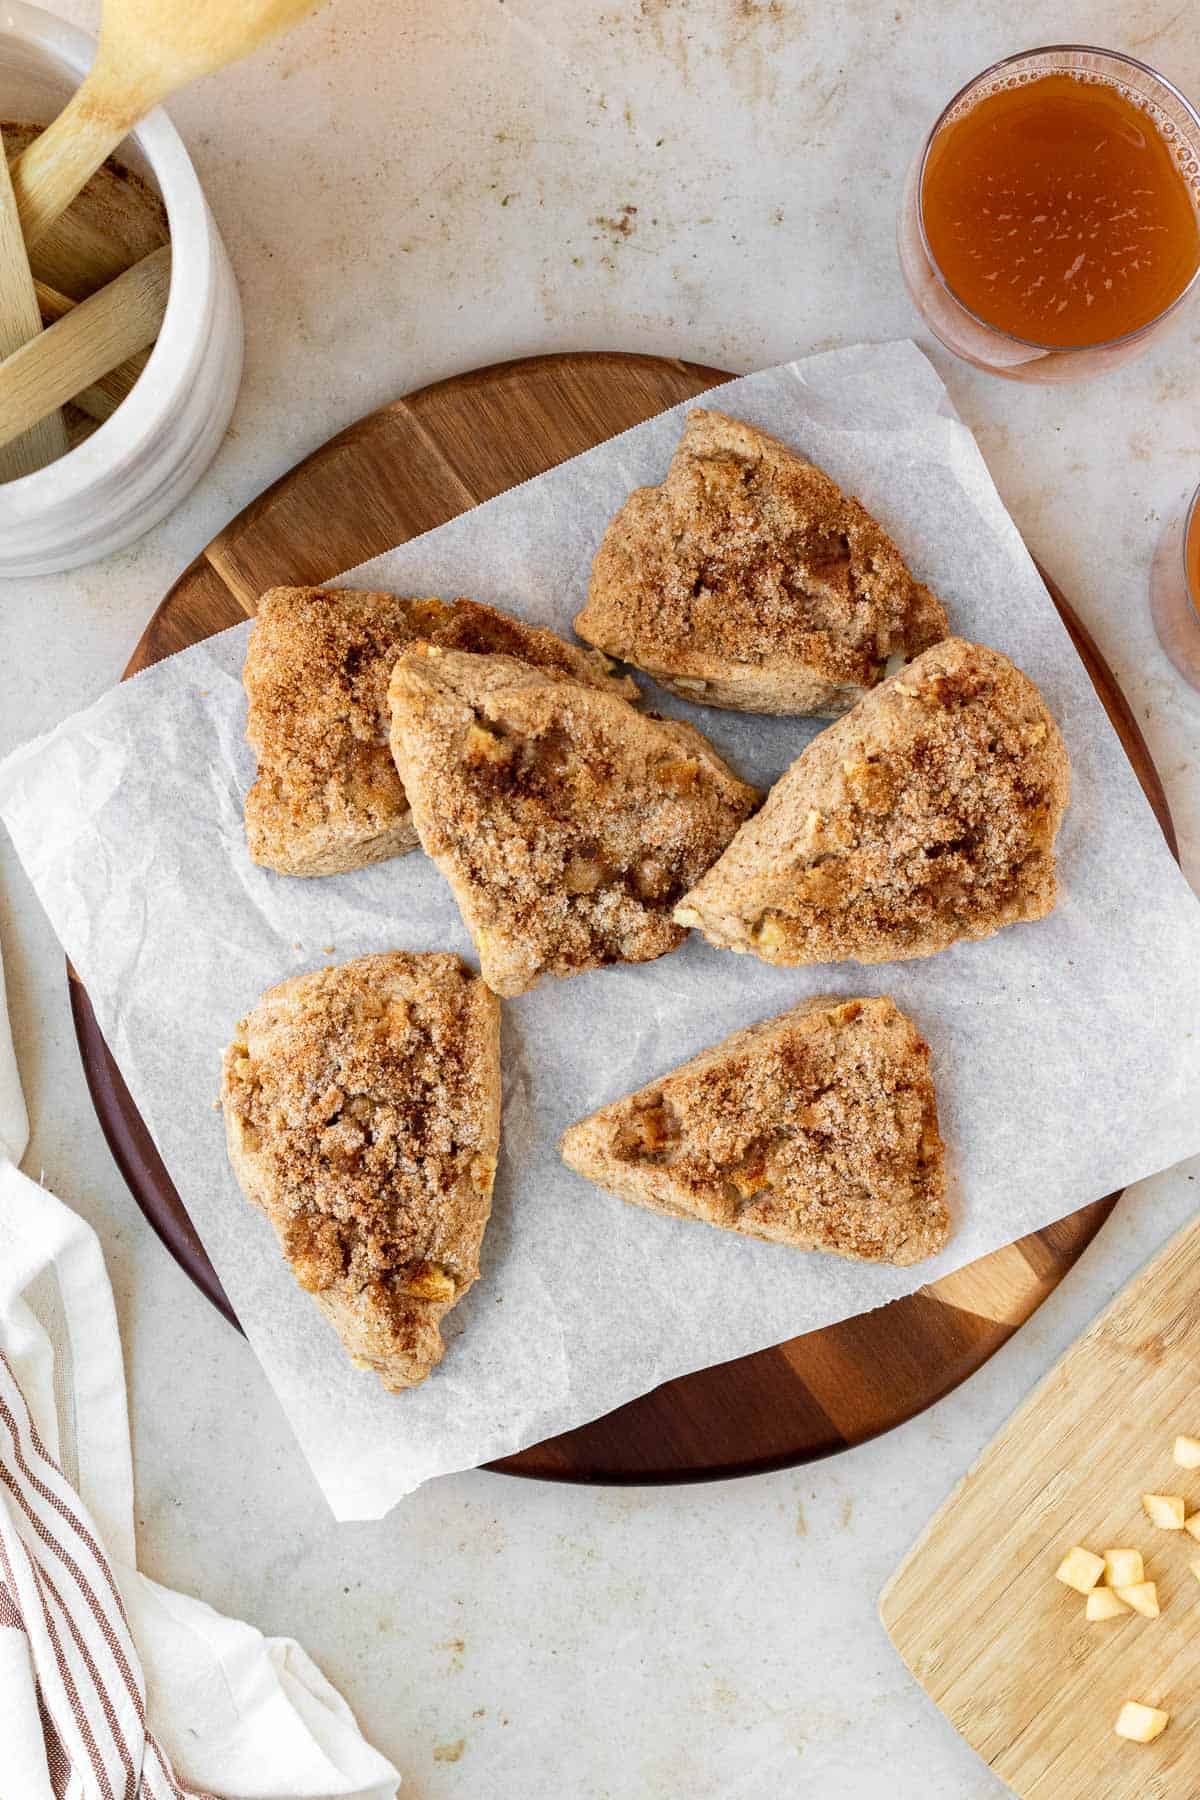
top-left (0, 0), bottom-right (243, 576)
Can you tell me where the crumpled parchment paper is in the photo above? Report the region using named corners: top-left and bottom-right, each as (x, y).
top-left (3, 341), bottom-right (1199, 1518)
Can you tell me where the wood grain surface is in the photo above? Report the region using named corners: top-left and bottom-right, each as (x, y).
top-left (0, 244), bottom-right (169, 454)
top-left (0, 121), bottom-right (66, 478)
top-left (881, 1211), bottom-right (1200, 1797)
top-left (72, 350), bottom-right (1176, 1485)
top-left (0, 122), bottom-right (169, 445)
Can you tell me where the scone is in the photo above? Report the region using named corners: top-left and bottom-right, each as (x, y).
top-left (675, 637), bottom-right (1070, 966)
top-left (575, 409), bottom-right (948, 715)
top-left (220, 951), bottom-right (501, 1391)
top-left (561, 996), bottom-right (948, 1266)
top-left (388, 647), bottom-right (759, 997)
top-left (243, 586), bottom-right (635, 877)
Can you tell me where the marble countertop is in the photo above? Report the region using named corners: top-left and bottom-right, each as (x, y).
top-left (2, 1), bottom-right (1199, 1793)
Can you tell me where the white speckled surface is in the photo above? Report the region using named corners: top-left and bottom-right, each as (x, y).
top-left (1, 2), bottom-right (1198, 1792)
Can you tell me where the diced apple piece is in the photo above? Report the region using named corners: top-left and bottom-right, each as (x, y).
top-left (1174, 1435), bottom-right (1200, 1469)
top-left (1186, 1514), bottom-right (1200, 1542)
top-left (1087, 1587), bottom-right (1130, 1621)
top-left (1114, 1701), bottom-right (1169, 1743)
top-left (1055, 1546), bottom-right (1105, 1593)
top-left (1142, 1493), bottom-right (1186, 1530)
top-left (1103, 1549), bottom-right (1144, 1589)
top-left (1116, 1581), bottom-right (1160, 1618)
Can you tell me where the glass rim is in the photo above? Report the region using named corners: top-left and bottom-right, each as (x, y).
top-left (916, 42), bottom-right (1200, 355)
top-left (1184, 481), bottom-right (1200, 606)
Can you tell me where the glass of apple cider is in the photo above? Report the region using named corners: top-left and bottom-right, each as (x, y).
top-left (1150, 481), bottom-right (1200, 688)
top-left (898, 46), bottom-right (1200, 381)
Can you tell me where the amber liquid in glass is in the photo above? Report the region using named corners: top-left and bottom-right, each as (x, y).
top-left (1188, 499), bottom-right (1200, 615)
top-left (922, 73), bottom-right (1200, 347)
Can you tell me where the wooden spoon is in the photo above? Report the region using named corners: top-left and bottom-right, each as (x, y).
top-left (35, 278), bottom-right (149, 421)
top-left (0, 124), bottom-right (66, 480)
top-left (10, 0), bottom-right (323, 250)
top-left (0, 245), bottom-right (170, 452)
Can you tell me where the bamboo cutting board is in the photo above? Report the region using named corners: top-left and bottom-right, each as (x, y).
top-left (881, 1212), bottom-right (1200, 1797)
top-left (69, 350), bottom-right (1175, 1486)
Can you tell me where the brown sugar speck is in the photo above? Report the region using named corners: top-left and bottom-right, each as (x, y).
top-left (594, 203), bottom-right (639, 239)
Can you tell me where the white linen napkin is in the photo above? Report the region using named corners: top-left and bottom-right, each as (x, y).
top-left (0, 936), bottom-right (400, 1800)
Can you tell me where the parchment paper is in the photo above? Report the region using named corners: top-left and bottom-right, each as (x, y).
top-left (4, 342), bottom-right (1200, 1520)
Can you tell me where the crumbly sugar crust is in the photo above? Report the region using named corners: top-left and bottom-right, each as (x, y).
top-left (220, 950), bottom-right (501, 1390)
top-left (675, 636), bottom-right (1070, 965)
top-left (388, 647), bottom-right (759, 996)
top-left (243, 587), bottom-right (635, 876)
top-left (561, 995), bottom-right (949, 1266)
top-left (575, 409), bottom-right (948, 715)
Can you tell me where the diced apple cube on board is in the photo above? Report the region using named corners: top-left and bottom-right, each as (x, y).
top-left (1103, 1549), bottom-right (1143, 1589)
top-left (1086, 1587), bottom-right (1130, 1621)
top-left (1116, 1582), bottom-right (1160, 1618)
top-left (1114, 1702), bottom-right (1169, 1743)
top-left (1185, 1514), bottom-right (1200, 1542)
top-left (1142, 1493), bottom-right (1186, 1530)
top-left (1174, 1435), bottom-right (1200, 1469)
top-left (1055, 1546), bottom-right (1105, 1593)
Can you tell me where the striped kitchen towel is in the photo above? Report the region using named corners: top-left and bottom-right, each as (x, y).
top-left (0, 936), bottom-right (399, 1800)
top-left (0, 1347), bottom-right (212, 1799)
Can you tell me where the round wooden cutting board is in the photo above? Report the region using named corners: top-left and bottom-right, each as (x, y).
top-left (70, 351), bottom-right (1176, 1485)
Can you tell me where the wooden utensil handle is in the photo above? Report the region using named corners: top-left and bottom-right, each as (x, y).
top-left (0, 124), bottom-right (66, 481)
top-left (28, 202), bottom-right (142, 297)
top-left (11, 75), bottom-right (144, 250)
top-left (35, 279), bottom-right (150, 421)
top-left (0, 245), bottom-right (170, 451)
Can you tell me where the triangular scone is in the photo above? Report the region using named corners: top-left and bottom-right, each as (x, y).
top-left (675, 637), bottom-right (1069, 966)
top-left (575, 409), bottom-right (948, 716)
top-left (220, 951), bottom-right (501, 1391)
top-left (388, 648), bottom-right (759, 997)
top-left (243, 587), bottom-right (635, 876)
top-left (561, 996), bottom-right (948, 1266)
